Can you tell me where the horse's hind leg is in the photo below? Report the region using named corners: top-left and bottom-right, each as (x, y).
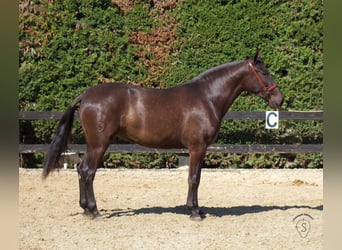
top-left (77, 145), bottom-right (108, 218)
top-left (77, 161), bottom-right (89, 215)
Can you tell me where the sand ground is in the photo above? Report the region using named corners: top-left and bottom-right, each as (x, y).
top-left (19, 168), bottom-right (323, 249)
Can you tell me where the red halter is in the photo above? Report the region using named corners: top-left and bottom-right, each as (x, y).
top-left (248, 60), bottom-right (278, 93)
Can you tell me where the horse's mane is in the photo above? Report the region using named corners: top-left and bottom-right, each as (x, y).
top-left (182, 60), bottom-right (244, 85)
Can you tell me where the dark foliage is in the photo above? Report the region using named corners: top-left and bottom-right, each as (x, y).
top-left (19, 0), bottom-right (323, 168)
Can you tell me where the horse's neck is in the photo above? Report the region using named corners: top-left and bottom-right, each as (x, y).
top-left (202, 61), bottom-right (246, 120)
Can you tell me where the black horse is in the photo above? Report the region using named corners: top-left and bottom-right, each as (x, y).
top-left (43, 50), bottom-right (284, 220)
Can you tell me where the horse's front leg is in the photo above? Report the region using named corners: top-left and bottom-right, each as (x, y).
top-left (186, 147), bottom-right (206, 221)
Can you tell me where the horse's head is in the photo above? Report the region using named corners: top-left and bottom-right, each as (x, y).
top-left (243, 50), bottom-right (284, 109)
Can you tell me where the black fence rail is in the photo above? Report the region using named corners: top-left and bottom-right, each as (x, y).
top-left (19, 111), bottom-right (323, 157)
top-left (19, 111), bottom-right (323, 121)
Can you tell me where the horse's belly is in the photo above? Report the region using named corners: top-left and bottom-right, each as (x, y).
top-left (118, 119), bottom-right (184, 149)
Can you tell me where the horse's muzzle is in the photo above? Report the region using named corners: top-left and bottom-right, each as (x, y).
top-left (268, 92), bottom-right (284, 109)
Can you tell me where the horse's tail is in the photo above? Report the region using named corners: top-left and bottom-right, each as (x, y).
top-left (42, 94), bottom-right (83, 179)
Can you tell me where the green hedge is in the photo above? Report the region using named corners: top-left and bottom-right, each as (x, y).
top-left (19, 0), bottom-right (323, 168)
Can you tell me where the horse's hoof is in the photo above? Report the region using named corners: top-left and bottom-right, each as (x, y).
top-left (82, 210), bottom-right (93, 218)
top-left (190, 214), bottom-right (204, 221)
top-left (91, 210), bottom-right (102, 219)
top-left (92, 214), bottom-right (103, 221)
top-left (189, 210), bottom-right (206, 221)
top-left (82, 208), bottom-right (101, 220)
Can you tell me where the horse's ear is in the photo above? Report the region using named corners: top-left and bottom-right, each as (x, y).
top-left (253, 49), bottom-right (260, 64)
